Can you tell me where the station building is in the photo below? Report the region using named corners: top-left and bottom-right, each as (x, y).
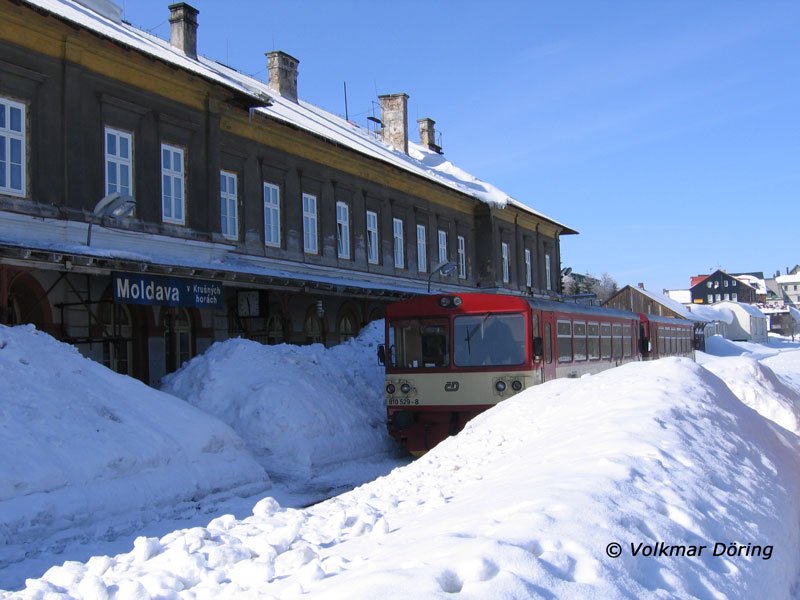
top-left (0, 0), bottom-right (576, 385)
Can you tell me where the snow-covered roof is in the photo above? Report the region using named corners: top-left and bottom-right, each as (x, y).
top-left (695, 302), bottom-right (767, 324)
top-left (664, 289), bottom-right (691, 304)
top-left (734, 274), bottom-right (766, 294)
top-left (630, 286), bottom-right (712, 323)
top-left (776, 274), bottom-right (800, 285)
top-left (22, 0), bottom-right (574, 231)
top-left (689, 303), bottom-right (735, 325)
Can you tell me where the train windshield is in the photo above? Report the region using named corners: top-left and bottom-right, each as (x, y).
top-left (453, 313), bottom-right (526, 367)
top-left (388, 319), bottom-right (450, 369)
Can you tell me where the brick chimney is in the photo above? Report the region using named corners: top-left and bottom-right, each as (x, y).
top-left (379, 93), bottom-right (409, 154)
top-left (417, 117), bottom-right (441, 153)
top-left (168, 3), bottom-right (199, 59)
top-left (266, 51), bottom-right (299, 103)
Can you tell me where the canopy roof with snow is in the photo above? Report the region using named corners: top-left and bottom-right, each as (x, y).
top-left (21, 0), bottom-right (573, 233)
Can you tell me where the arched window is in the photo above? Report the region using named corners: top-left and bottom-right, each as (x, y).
top-left (163, 308), bottom-right (192, 373)
top-left (338, 313), bottom-right (356, 342)
top-left (266, 315), bottom-right (284, 345)
top-left (305, 314), bottom-right (323, 344)
top-left (100, 302), bottom-right (132, 375)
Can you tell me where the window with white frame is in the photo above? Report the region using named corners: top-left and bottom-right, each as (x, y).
top-left (336, 201), bottom-right (350, 259)
top-left (416, 224), bottom-right (427, 272)
top-left (437, 229), bottom-right (448, 265)
top-left (457, 235), bottom-right (466, 279)
top-left (715, 293), bottom-right (721, 302)
top-left (302, 193), bottom-right (318, 254)
top-left (366, 210), bottom-right (379, 264)
top-left (545, 253), bottom-right (552, 290)
top-left (525, 248), bottom-right (532, 288)
top-left (105, 126), bottom-right (133, 197)
top-left (161, 143), bottom-right (185, 224)
top-left (732, 292), bottom-right (737, 301)
top-left (263, 182), bottom-right (281, 247)
top-left (501, 242), bottom-right (510, 283)
top-left (0, 97), bottom-right (26, 197)
top-left (707, 294), bottom-right (713, 303)
top-left (393, 217), bottom-right (404, 268)
top-left (220, 171), bottom-right (238, 240)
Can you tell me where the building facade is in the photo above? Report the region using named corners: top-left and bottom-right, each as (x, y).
top-left (689, 270), bottom-right (756, 305)
top-left (0, 0), bottom-right (575, 385)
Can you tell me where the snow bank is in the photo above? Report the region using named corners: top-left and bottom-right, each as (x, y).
top-left (700, 334), bottom-right (777, 358)
top-left (12, 355), bottom-right (800, 598)
top-left (162, 321), bottom-right (395, 480)
top-left (0, 325), bottom-right (269, 559)
top-left (702, 357), bottom-right (800, 434)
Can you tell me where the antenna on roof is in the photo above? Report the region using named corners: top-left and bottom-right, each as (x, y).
top-left (343, 81), bottom-right (349, 122)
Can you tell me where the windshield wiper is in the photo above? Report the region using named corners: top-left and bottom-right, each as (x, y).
top-left (464, 312), bottom-right (492, 354)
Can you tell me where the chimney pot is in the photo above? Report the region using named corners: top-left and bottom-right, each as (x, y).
top-left (168, 3), bottom-right (199, 59)
top-left (266, 51), bottom-right (299, 103)
top-left (379, 93), bottom-right (409, 154)
top-left (417, 117), bottom-right (442, 153)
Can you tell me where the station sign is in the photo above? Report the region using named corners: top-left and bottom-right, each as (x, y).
top-left (112, 272), bottom-right (224, 308)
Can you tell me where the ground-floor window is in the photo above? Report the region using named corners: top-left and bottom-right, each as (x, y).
top-left (100, 302), bottom-right (132, 375)
top-left (163, 308), bottom-right (192, 374)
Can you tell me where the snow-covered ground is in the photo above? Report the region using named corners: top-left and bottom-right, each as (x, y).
top-left (0, 323), bottom-right (404, 591)
top-left (3, 328), bottom-right (800, 598)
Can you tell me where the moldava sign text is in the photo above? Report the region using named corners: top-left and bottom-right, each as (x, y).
top-left (112, 272), bottom-right (224, 308)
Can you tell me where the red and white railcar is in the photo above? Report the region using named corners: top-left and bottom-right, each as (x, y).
top-left (382, 293), bottom-right (694, 455)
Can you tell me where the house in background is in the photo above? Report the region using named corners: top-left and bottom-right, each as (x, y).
top-left (775, 268), bottom-right (800, 307)
top-left (689, 270), bottom-right (757, 305)
top-left (603, 284), bottom-right (711, 351)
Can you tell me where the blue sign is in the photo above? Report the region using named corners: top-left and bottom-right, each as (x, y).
top-left (113, 272), bottom-right (224, 308)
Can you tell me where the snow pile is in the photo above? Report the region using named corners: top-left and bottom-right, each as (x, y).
top-left (162, 321), bottom-right (395, 480)
top-left (701, 334), bottom-right (775, 358)
top-left (702, 356), bottom-right (800, 433)
top-left (11, 355), bottom-right (800, 598)
top-left (0, 325), bottom-right (269, 566)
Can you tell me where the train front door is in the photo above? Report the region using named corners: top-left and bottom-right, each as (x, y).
top-left (539, 311), bottom-right (557, 382)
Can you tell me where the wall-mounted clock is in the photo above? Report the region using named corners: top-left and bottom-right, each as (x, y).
top-left (237, 290), bottom-right (260, 317)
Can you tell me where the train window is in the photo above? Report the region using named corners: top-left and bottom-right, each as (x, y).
top-left (388, 319), bottom-right (450, 369)
top-left (573, 321), bottom-right (587, 361)
top-left (600, 323), bottom-right (611, 359)
top-left (612, 323), bottom-right (622, 359)
top-left (587, 322), bottom-right (600, 360)
top-left (453, 313), bottom-right (525, 367)
top-left (557, 320), bottom-right (572, 363)
top-left (623, 324), bottom-right (632, 357)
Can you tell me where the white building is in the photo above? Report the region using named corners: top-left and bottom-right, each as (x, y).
top-left (775, 273), bottom-right (800, 306)
top-left (689, 302), bottom-right (768, 343)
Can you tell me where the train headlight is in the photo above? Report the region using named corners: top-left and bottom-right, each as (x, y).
top-left (400, 383), bottom-right (412, 394)
top-left (386, 383), bottom-right (396, 395)
top-left (511, 380), bottom-right (523, 392)
top-left (495, 380), bottom-right (507, 392)
top-left (437, 296), bottom-right (463, 308)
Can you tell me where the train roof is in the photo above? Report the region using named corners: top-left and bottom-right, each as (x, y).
top-left (386, 293), bottom-right (694, 326)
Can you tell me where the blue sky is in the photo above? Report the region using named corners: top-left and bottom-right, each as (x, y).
top-left (120, 0), bottom-right (800, 292)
